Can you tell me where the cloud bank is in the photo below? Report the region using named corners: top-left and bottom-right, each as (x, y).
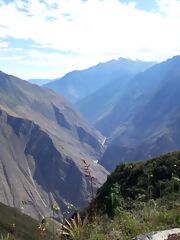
top-left (0, 0), bottom-right (180, 79)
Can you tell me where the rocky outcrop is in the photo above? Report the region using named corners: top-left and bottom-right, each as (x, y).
top-left (137, 228), bottom-right (180, 240)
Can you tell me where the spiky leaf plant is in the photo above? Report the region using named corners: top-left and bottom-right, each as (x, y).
top-left (0, 234), bottom-right (14, 240)
top-left (62, 212), bottom-right (87, 240)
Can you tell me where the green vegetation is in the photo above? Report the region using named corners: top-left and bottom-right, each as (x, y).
top-left (96, 151), bottom-right (180, 216)
top-left (77, 151), bottom-right (180, 240)
top-left (0, 151), bottom-right (179, 239)
top-left (79, 205), bottom-right (180, 240)
top-left (62, 212), bottom-right (87, 240)
top-left (0, 202), bottom-right (51, 240)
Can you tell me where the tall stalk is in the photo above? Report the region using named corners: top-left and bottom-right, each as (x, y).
top-left (51, 203), bottom-right (60, 240)
top-left (82, 159), bottom-right (96, 223)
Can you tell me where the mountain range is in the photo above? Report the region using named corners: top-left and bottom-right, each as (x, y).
top-left (75, 60), bottom-right (155, 124)
top-left (99, 56), bottom-right (180, 170)
top-left (0, 71), bottom-right (108, 219)
top-left (28, 79), bottom-right (51, 86)
top-left (45, 58), bottom-right (154, 104)
top-left (45, 56), bottom-right (180, 172)
top-left (1, 54), bottom-right (180, 221)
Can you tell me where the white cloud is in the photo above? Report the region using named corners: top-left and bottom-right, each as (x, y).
top-left (158, 0), bottom-right (180, 17)
top-left (0, 55), bottom-right (23, 60)
top-left (0, 0), bottom-right (180, 78)
top-left (24, 49), bottom-right (99, 76)
top-left (0, 41), bottom-right (9, 48)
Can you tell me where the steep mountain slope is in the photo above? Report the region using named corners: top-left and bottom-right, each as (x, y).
top-left (75, 76), bottom-right (135, 125)
top-left (0, 71), bottom-right (108, 219)
top-left (75, 60), bottom-right (154, 124)
top-left (98, 56), bottom-right (180, 171)
top-left (75, 75), bottom-right (131, 124)
top-left (45, 58), bottom-right (154, 103)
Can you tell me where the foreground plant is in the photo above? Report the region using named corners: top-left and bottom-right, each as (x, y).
top-left (0, 234), bottom-right (14, 240)
top-left (38, 218), bottom-right (47, 240)
top-left (51, 203), bottom-right (60, 240)
top-left (62, 212), bottom-right (87, 240)
top-left (81, 159), bottom-right (96, 223)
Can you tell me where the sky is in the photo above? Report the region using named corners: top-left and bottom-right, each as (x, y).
top-left (0, 0), bottom-right (180, 80)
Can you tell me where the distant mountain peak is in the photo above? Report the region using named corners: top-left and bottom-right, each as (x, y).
top-left (118, 57), bottom-right (132, 61)
top-left (45, 58), bottom-right (154, 103)
top-left (171, 55), bottom-right (180, 59)
top-left (167, 55), bottom-right (180, 63)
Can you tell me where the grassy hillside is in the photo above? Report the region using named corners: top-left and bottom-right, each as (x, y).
top-left (0, 202), bottom-right (51, 240)
top-left (78, 152), bottom-right (180, 240)
top-left (96, 151), bottom-right (180, 215)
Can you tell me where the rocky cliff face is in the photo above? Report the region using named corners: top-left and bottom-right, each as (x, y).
top-left (0, 71), bottom-right (108, 219)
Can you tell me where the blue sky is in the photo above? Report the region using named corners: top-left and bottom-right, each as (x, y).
top-left (0, 0), bottom-right (180, 80)
top-left (120, 0), bottom-right (158, 11)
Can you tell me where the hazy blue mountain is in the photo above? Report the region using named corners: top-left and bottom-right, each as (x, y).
top-left (28, 78), bottom-right (51, 85)
top-left (98, 56), bottom-right (180, 171)
top-left (45, 58), bottom-right (154, 103)
top-left (0, 70), bottom-right (108, 219)
top-left (75, 60), bottom-right (155, 125)
top-left (75, 76), bottom-right (131, 124)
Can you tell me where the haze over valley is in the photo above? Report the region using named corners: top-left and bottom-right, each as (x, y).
top-left (1, 54), bottom-right (180, 220)
top-left (0, 1), bottom-right (180, 239)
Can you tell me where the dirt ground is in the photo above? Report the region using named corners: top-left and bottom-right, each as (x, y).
top-left (167, 233), bottom-right (180, 240)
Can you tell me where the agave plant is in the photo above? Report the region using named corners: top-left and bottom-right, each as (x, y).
top-left (62, 212), bottom-right (87, 240)
top-left (0, 234), bottom-right (14, 240)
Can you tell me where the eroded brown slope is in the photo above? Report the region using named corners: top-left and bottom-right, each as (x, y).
top-left (0, 71), bottom-right (108, 219)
